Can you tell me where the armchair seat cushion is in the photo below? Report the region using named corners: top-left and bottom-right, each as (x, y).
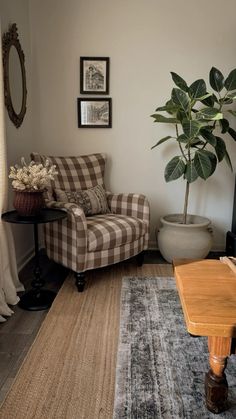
top-left (86, 214), bottom-right (148, 252)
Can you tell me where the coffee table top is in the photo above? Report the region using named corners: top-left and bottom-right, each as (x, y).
top-left (173, 259), bottom-right (236, 338)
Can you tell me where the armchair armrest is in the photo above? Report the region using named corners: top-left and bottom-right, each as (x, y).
top-left (45, 199), bottom-right (87, 222)
top-left (106, 193), bottom-right (150, 224)
top-left (44, 199), bottom-right (88, 272)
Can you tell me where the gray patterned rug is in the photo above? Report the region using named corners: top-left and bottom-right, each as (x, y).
top-left (113, 277), bottom-right (236, 419)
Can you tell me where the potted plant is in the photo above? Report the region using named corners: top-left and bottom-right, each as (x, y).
top-left (9, 157), bottom-right (57, 216)
top-left (151, 67), bottom-right (236, 262)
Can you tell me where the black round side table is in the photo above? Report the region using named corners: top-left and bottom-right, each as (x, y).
top-left (1, 208), bottom-right (67, 311)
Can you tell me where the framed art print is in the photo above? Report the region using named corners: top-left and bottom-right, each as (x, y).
top-left (77, 98), bottom-right (112, 128)
top-left (80, 57), bottom-right (109, 94)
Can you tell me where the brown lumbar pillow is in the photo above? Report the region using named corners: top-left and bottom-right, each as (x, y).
top-left (54, 184), bottom-right (110, 215)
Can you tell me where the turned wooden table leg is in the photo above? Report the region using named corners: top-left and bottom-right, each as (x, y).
top-left (205, 357), bottom-right (228, 413)
top-left (205, 336), bottom-right (232, 414)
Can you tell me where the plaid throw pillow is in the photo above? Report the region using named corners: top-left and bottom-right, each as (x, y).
top-left (54, 185), bottom-right (110, 216)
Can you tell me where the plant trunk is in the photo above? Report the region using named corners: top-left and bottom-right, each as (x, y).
top-left (183, 181), bottom-right (190, 224)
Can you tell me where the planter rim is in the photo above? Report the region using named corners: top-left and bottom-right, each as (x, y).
top-left (160, 213), bottom-right (211, 228)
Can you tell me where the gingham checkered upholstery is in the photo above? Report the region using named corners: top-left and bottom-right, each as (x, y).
top-left (31, 153), bottom-right (150, 273)
top-left (30, 153), bottom-right (106, 201)
top-left (86, 214), bottom-right (148, 251)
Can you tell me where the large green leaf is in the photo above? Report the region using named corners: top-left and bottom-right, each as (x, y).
top-left (209, 67), bottom-right (224, 92)
top-left (201, 94), bottom-right (215, 107)
top-left (224, 149), bottom-right (233, 171)
top-left (196, 107), bottom-right (223, 121)
top-left (155, 100), bottom-right (179, 114)
top-left (227, 91), bottom-right (236, 99)
top-left (197, 93), bottom-right (212, 101)
top-left (165, 99), bottom-right (180, 115)
top-left (215, 137), bottom-right (226, 161)
top-left (170, 72), bottom-right (188, 92)
top-left (224, 69), bottom-right (236, 91)
top-left (219, 97), bottom-right (233, 105)
top-left (150, 114), bottom-right (178, 123)
top-left (176, 109), bottom-right (186, 123)
top-left (194, 150), bottom-right (212, 179)
top-left (171, 88), bottom-right (189, 112)
top-left (182, 119), bottom-right (201, 139)
top-left (155, 105), bottom-right (168, 112)
top-left (189, 79), bottom-right (207, 99)
top-left (185, 161), bottom-right (199, 183)
top-left (228, 127), bottom-right (236, 141)
top-left (203, 150), bottom-right (217, 175)
top-left (177, 134), bottom-right (189, 143)
top-left (200, 128), bottom-right (217, 146)
top-left (219, 118), bottom-right (230, 133)
top-left (228, 110), bottom-right (236, 117)
top-left (188, 138), bottom-right (204, 147)
top-left (164, 157), bottom-right (185, 182)
top-left (151, 136), bottom-right (172, 149)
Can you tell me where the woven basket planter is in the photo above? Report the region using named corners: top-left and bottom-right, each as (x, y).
top-left (13, 190), bottom-right (44, 216)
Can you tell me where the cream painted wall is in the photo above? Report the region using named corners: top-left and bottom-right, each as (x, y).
top-left (1, 0), bottom-right (34, 267)
top-left (29, 0), bottom-right (236, 250)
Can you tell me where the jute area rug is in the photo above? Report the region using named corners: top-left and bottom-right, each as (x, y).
top-left (0, 263), bottom-right (172, 419)
top-left (113, 277), bottom-right (236, 419)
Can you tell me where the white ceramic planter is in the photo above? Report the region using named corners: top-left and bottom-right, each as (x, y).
top-left (158, 214), bottom-right (213, 263)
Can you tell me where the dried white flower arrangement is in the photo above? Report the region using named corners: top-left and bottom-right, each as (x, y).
top-left (9, 157), bottom-right (58, 191)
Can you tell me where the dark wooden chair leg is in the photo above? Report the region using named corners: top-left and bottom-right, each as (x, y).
top-left (74, 272), bottom-right (86, 292)
top-left (137, 251), bottom-right (145, 267)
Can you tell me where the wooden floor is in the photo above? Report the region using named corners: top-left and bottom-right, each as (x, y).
top-left (0, 250), bottom-right (166, 405)
top-left (0, 252), bottom-right (68, 404)
top-left (0, 250), bottom-right (223, 409)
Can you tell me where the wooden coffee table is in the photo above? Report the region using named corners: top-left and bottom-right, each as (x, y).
top-left (173, 259), bottom-right (236, 414)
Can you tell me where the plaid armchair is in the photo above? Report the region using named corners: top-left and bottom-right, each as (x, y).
top-left (31, 153), bottom-right (150, 291)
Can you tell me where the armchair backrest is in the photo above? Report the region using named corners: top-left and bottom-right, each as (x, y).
top-left (31, 152), bottom-right (106, 201)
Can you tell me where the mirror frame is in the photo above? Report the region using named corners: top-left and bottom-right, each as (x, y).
top-left (2, 23), bottom-right (27, 128)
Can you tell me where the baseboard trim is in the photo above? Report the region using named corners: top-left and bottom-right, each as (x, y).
top-left (148, 242), bottom-right (225, 253)
top-left (148, 240), bottom-right (157, 250)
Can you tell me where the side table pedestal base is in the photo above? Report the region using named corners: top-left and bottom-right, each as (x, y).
top-left (1, 209), bottom-right (67, 311)
top-left (18, 289), bottom-right (56, 311)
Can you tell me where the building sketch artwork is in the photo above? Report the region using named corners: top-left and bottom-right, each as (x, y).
top-left (81, 101), bottom-right (109, 125)
top-left (84, 61), bottom-right (106, 92)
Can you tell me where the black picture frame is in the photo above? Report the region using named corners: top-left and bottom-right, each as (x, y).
top-left (77, 98), bottom-right (112, 128)
top-left (80, 57), bottom-right (109, 94)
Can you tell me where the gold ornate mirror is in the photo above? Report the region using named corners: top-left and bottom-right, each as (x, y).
top-left (2, 23), bottom-right (27, 128)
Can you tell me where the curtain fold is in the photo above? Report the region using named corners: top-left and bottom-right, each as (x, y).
top-left (0, 22), bottom-right (24, 322)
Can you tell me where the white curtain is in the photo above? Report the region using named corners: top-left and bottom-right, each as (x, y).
top-left (0, 23), bottom-right (24, 322)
